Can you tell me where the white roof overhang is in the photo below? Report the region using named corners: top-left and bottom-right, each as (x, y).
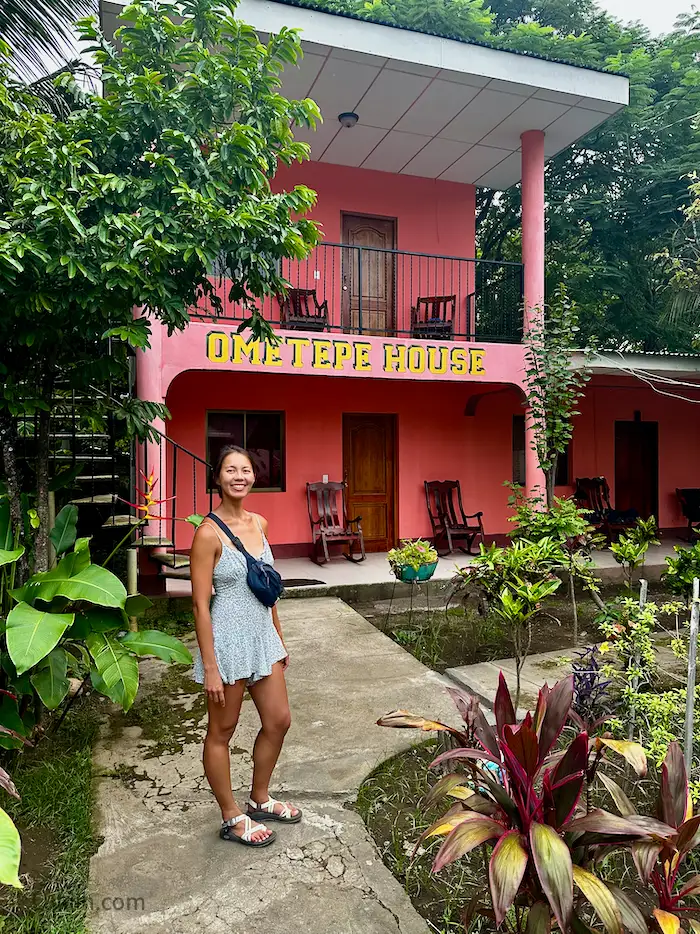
top-left (100, 0), bottom-right (629, 189)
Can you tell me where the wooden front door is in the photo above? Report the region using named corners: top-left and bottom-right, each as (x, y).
top-left (341, 214), bottom-right (396, 335)
top-left (614, 420), bottom-right (659, 519)
top-left (343, 414), bottom-right (396, 553)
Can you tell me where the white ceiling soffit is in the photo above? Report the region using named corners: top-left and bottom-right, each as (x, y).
top-left (99, 0), bottom-right (629, 190)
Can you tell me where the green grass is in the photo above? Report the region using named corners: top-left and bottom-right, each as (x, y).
top-left (356, 740), bottom-right (491, 933)
top-left (0, 700), bottom-right (101, 934)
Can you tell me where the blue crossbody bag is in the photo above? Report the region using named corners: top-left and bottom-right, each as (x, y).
top-left (207, 513), bottom-right (284, 608)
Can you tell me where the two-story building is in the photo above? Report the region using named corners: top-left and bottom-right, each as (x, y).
top-left (102, 0), bottom-right (639, 574)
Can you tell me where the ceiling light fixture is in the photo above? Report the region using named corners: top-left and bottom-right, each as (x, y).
top-left (338, 111), bottom-right (359, 128)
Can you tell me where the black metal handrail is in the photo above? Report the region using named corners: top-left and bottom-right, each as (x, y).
top-left (195, 242), bottom-right (524, 343)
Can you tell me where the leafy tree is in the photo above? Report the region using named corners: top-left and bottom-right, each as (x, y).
top-left (0, 0), bottom-right (320, 574)
top-left (0, 0), bottom-right (93, 81)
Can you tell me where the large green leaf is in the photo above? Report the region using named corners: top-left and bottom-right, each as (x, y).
top-left (86, 633), bottom-right (138, 711)
top-left (49, 505), bottom-right (78, 557)
top-left (0, 548), bottom-right (23, 569)
top-left (30, 648), bottom-right (70, 710)
top-left (529, 822), bottom-right (573, 934)
top-left (6, 602), bottom-right (74, 675)
top-left (0, 807), bottom-right (22, 888)
top-left (124, 594), bottom-right (152, 617)
top-left (598, 772), bottom-right (636, 817)
top-left (572, 866), bottom-right (622, 934)
top-left (119, 630), bottom-right (192, 665)
top-left (13, 559), bottom-right (126, 609)
top-left (489, 830), bottom-right (528, 925)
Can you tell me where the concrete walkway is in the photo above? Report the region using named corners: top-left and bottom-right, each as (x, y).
top-left (89, 598), bottom-right (457, 934)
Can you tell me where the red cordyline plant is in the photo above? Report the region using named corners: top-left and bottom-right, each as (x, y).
top-left (377, 674), bottom-right (673, 933)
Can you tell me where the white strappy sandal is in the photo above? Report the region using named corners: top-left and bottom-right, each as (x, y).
top-left (247, 796), bottom-right (303, 824)
top-left (220, 813), bottom-right (276, 847)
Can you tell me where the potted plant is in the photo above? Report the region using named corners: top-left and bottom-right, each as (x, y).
top-left (387, 539), bottom-right (439, 582)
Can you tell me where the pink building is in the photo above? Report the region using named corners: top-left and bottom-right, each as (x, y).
top-left (103, 0), bottom-right (666, 579)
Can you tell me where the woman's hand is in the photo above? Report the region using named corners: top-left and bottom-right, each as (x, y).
top-left (204, 667), bottom-right (225, 705)
top-left (281, 646), bottom-right (290, 671)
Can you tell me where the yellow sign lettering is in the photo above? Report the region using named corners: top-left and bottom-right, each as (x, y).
top-left (354, 342), bottom-right (372, 371)
top-left (427, 346), bottom-right (448, 374)
top-left (264, 342), bottom-right (283, 367)
top-left (450, 347), bottom-right (468, 376)
top-left (333, 340), bottom-right (353, 370)
top-left (383, 343), bottom-right (407, 373)
top-left (231, 334), bottom-right (262, 365)
top-left (312, 339), bottom-right (333, 369)
top-left (286, 336), bottom-right (310, 367)
top-left (407, 345), bottom-right (425, 374)
top-left (469, 348), bottom-right (486, 375)
top-left (206, 330), bottom-right (230, 363)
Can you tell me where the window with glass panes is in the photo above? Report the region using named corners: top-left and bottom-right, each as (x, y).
top-left (206, 412), bottom-right (284, 492)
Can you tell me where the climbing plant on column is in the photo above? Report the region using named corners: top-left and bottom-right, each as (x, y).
top-left (523, 284), bottom-right (593, 506)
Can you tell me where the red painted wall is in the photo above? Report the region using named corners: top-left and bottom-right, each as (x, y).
top-left (165, 370), bottom-right (523, 550)
top-left (561, 376), bottom-right (700, 529)
top-left (274, 161), bottom-right (476, 258)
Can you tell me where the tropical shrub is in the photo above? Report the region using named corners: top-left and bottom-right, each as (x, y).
top-left (0, 501), bottom-right (191, 748)
top-left (663, 542), bottom-right (700, 603)
top-left (610, 517), bottom-right (660, 589)
top-left (378, 674), bottom-right (650, 932)
top-left (454, 539), bottom-right (562, 705)
top-left (570, 645), bottom-right (612, 733)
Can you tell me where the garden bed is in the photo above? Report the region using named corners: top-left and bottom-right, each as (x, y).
top-left (349, 582), bottom-right (681, 672)
top-left (0, 700), bottom-right (101, 934)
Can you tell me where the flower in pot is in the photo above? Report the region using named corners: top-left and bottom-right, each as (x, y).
top-left (387, 539), bottom-right (439, 582)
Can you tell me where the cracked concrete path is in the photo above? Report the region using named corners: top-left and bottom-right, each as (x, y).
top-left (89, 597), bottom-right (456, 933)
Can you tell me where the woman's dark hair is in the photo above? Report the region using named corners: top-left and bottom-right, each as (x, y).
top-left (213, 445), bottom-right (255, 494)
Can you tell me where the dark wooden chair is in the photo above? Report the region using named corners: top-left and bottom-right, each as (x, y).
top-left (424, 480), bottom-right (484, 556)
top-left (573, 477), bottom-right (637, 539)
top-left (279, 288), bottom-right (329, 331)
top-left (306, 481), bottom-right (365, 564)
top-left (411, 296), bottom-right (455, 340)
top-left (676, 488), bottom-right (700, 540)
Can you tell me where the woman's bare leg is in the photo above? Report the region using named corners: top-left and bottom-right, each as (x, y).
top-left (247, 663), bottom-right (299, 816)
top-left (203, 680), bottom-right (272, 841)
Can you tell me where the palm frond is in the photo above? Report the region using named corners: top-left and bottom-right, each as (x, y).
top-left (662, 288), bottom-right (700, 327)
top-left (0, 0), bottom-right (96, 81)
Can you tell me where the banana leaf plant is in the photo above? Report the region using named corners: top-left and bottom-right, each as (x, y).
top-left (0, 504), bottom-right (191, 746)
top-left (378, 673), bottom-right (651, 932)
top-left (0, 689), bottom-right (29, 889)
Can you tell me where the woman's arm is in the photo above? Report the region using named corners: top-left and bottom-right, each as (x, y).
top-left (191, 524), bottom-right (225, 705)
top-left (260, 515), bottom-right (289, 670)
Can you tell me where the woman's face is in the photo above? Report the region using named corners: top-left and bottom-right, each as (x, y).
top-left (217, 451), bottom-right (255, 501)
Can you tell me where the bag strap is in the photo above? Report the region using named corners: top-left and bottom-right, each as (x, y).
top-left (206, 512), bottom-right (251, 562)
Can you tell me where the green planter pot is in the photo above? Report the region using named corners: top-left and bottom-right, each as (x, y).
top-left (393, 561), bottom-right (438, 582)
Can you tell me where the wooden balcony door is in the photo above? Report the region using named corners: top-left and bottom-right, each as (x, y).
top-left (343, 414), bottom-right (396, 553)
top-left (341, 214), bottom-right (396, 335)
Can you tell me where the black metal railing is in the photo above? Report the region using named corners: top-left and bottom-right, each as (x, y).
top-left (195, 243), bottom-right (524, 343)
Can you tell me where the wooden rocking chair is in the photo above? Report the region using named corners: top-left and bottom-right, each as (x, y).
top-left (306, 481), bottom-right (365, 564)
top-left (280, 288), bottom-right (329, 332)
top-left (411, 296), bottom-right (456, 340)
top-left (424, 480), bottom-right (484, 556)
top-left (573, 477), bottom-right (637, 540)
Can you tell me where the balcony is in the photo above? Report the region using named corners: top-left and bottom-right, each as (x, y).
top-left (195, 243), bottom-right (524, 344)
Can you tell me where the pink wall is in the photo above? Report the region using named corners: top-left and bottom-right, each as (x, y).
top-left (165, 370), bottom-right (523, 550)
top-left (563, 376), bottom-right (700, 529)
top-left (274, 161), bottom-right (476, 258)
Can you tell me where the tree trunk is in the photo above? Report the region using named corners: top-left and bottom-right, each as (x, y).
top-left (0, 412), bottom-right (28, 584)
top-left (545, 464), bottom-right (555, 508)
top-left (33, 407), bottom-right (51, 575)
top-left (569, 571), bottom-right (579, 646)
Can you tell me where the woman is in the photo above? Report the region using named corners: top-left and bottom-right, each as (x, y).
top-left (191, 444), bottom-right (301, 847)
